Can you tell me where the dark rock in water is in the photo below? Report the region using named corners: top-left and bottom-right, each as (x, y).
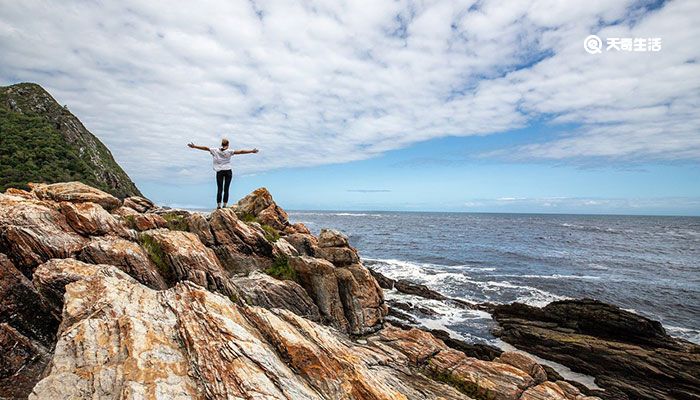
top-left (429, 329), bottom-right (503, 361)
top-left (368, 267), bottom-right (395, 289)
top-left (394, 279), bottom-right (447, 300)
top-left (492, 299), bottom-right (700, 400)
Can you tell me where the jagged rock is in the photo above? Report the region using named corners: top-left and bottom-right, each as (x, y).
top-left (30, 268), bottom-right (476, 400)
top-left (78, 236), bottom-right (167, 290)
top-left (289, 256), bottom-right (385, 335)
top-left (492, 300), bottom-right (700, 400)
top-left (30, 181), bottom-right (121, 210)
top-left (395, 279), bottom-right (448, 300)
top-left (233, 187), bottom-right (291, 230)
top-left (111, 205), bottom-right (139, 217)
top-left (122, 196), bottom-right (155, 213)
top-left (125, 213), bottom-right (168, 231)
top-left (369, 267), bottom-right (396, 289)
top-left (289, 256), bottom-right (348, 332)
top-left (0, 199), bottom-right (86, 273)
top-left (231, 271), bottom-right (321, 321)
top-left (318, 228), bottom-right (350, 248)
top-left (59, 201), bottom-right (129, 237)
top-left (495, 352), bottom-right (547, 385)
top-left (285, 222), bottom-right (311, 235)
top-left (4, 187), bottom-right (35, 199)
top-left (0, 254), bottom-right (58, 344)
top-left (427, 329), bottom-right (503, 361)
top-left (284, 233), bottom-right (319, 256)
top-left (272, 237), bottom-right (299, 258)
top-left (208, 208), bottom-right (273, 274)
top-left (0, 323), bottom-right (51, 400)
top-left (139, 229), bottom-right (237, 296)
top-left (186, 212), bottom-right (215, 246)
top-left (32, 258), bottom-right (126, 315)
top-left (316, 228), bottom-right (360, 267)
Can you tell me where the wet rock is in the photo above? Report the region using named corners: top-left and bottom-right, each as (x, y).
top-left (231, 271), bottom-right (321, 321)
top-left (394, 279), bottom-right (447, 300)
top-left (78, 236), bottom-right (167, 290)
top-left (429, 329), bottom-right (503, 361)
top-left (29, 181), bottom-right (121, 210)
top-left (0, 199), bottom-right (86, 273)
top-left (59, 201), bottom-right (129, 237)
top-left (369, 267), bottom-right (396, 289)
top-left (492, 299), bottom-right (700, 400)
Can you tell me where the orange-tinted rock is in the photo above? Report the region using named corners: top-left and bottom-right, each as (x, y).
top-left (122, 196), bottom-right (155, 213)
top-left (208, 208), bottom-right (273, 274)
top-left (78, 236), bottom-right (167, 289)
top-left (285, 233), bottom-right (319, 256)
top-left (234, 187), bottom-right (291, 231)
top-left (139, 229), bottom-right (237, 296)
top-left (59, 201), bottom-right (129, 237)
top-left (0, 200), bottom-right (86, 272)
top-left (30, 181), bottom-right (121, 210)
top-left (495, 351), bottom-right (548, 384)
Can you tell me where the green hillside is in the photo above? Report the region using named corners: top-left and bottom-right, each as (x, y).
top-left (0, 83), bottom-right (141, 197)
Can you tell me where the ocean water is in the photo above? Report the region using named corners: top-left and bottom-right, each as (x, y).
top-left (289, 211), bottom-right (700, 345)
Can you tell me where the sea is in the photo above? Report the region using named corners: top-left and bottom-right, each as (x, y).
top-left (288, 211), bottom-right (700, 346)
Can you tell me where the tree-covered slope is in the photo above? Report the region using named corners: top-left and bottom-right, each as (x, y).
top-left (0, 82), bottom-right (141, 198)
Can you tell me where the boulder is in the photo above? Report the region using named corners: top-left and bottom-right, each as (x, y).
top-left (394, 279), bottom-right (447, 300)
top-left (233, 187), bottom-right (290, 230)
top-left (284, 233), bottom-right (319, 256)
top-left (272, 238), bottom-right (299, 258)
top-left (318, 228), bottom-right (350, 248)
top-left (122, 196), bottom-right (155, 213)
top-left (59, 201), bottom-right (129, 237)
top-left (186, 212), bottom-right (215, 246)
top-left (289, 256), bottom-right (385, 335)
top-left (289, 256), bottom-right (348, 332)
top-left (123, 213), bottom-right (168, 231)
top-left (78, 236), bottom-right (167, 290)
top-left (0, 200), bottom-right (86, 273)
top-left (138, 229), bottom-right (237, 296)
top-left (230, 271), bottom-right (321, 322)
top-left (30, 181), bottom-right (121, 210)
top-left (315, 228), bottom-right (360, 267)
top-left (208, 208), bottom-right (274, 274)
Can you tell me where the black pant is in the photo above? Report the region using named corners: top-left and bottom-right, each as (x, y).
top-left (216, 169), bottom-right (232, 204)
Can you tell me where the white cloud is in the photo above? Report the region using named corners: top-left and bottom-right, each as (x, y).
top-left (1, 0), bottom-right (698, 183)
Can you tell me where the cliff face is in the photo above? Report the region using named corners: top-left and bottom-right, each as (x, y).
top-left (0, 83), bottom-right (141, 198)
top-left (0, 181), bottom-right (594, 400)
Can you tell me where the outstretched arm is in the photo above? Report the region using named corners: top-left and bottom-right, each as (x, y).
top-left (234, 148), bottom-right (259, 155)
top-left (188, 142), bottom-right (210, 151)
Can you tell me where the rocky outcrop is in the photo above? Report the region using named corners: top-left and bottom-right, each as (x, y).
top-left (30, 182), bottom-right (121, 210)
top-left (2, 181), bottom-right (593, 399)
top-left (492, 299), bottom-right (700, 400)
top-left (29, 265), bottom-right (577, 400)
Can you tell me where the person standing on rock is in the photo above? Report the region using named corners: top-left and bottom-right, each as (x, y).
top-left (187, 138), bottom-right (258, 209)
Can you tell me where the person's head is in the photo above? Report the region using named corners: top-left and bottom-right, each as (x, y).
top-left (220, 138), bottom-right (229, 150)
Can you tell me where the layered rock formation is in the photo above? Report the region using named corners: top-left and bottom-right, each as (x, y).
top-left (0, 181), bottom-right (591, 399)
top-left (492, 300), bottom-right (700, 400)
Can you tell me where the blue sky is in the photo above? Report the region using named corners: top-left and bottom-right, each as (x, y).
top-left (1, 0), bottom-right (699, 214)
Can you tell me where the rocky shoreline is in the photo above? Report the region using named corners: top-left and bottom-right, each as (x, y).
top-left (0, 181), bottom-right (696, 399)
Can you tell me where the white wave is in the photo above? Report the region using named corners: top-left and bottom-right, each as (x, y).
top-left (588, 263), bottom-right (609, 270)
top-left (487, 274), bottom-right (601, 280)
top-left (368, 258), bottom-right (567, 307)
top-left (666, 325), bottom-right (700, 344)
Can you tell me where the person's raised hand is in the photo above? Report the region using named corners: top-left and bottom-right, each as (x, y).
top-left (252, 148), bottom-right (259, 153)
top-left (187, 142), bottom-right (195, 148)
